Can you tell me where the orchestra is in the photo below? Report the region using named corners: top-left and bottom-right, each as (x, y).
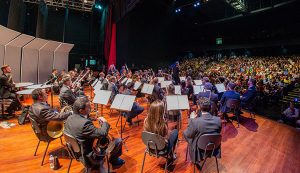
top-left (2, 55), bottom-right (299, 172)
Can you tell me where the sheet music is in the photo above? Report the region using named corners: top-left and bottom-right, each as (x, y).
top-left (166, 95), bottom-right (179, 111)
top-left (180, 77), bottom-right (186, 81)
top-left (178, 95), bottom-right (189, 110)
top-left (194, 80), bottom-right (202, 85)
top-left (111, 94), bottom-right (124, 109)
top-left (125, 78), bottom-right (133, 85)
top-left (141, 83), bottom-right (154, 94)
top-left (92, 79), bottom-right (99, 87)
top-left (134, 81), bottom-right (142, 90)
top-left (161, 81), bottom-right (172, 88)
top-left (121, 77), bottom-right (128, 84)
top-left (215, 83), bottom-right (226, 93)
top-left (174, 85), bottom-right (181, 95)
top-left (93, 83), bottom-right (103, 92)
top-left (157, 77), bottom-right (164, 83)
top-left (93, 90), bottom-right (112, 105)
top-left (193, 85), bottom-right (204, 95)
top-left (119, 95), bottom-right (136, 111)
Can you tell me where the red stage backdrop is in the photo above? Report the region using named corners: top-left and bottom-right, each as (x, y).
top-left (108, 23), bottom-right (116, 67)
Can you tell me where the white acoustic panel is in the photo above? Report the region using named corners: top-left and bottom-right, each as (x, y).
top-left (0, 25), bottom-right (21, 66)
top-left (4, 34), bottom-right (34, 83)
top-left (54, 43), bottom-right (74, 72)
top-left (38, 41), bottom-right (61, 83)
top-left (22, 38), bottom-right (48, 83)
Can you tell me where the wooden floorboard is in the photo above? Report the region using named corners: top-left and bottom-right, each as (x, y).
top-left (0, 92), bottom-right (299, 173)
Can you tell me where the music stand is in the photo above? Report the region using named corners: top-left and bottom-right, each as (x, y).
top-left (166, 95), bottom-right (190, 138)
top-left (125, 78), bottom-right (133, 85)
top-left (215, 83), bottom-right (226, 93)
top-left (92, 90), bottom-right (112, 118)
top-left (180, 77), bottom-right (186, 81)
top-left (134, 81), bottom-right (142, 90)
top-left (193, 85), bottom-right (204, 95)
top-left (157, 77), bottom-right (164, 84)
top-left (141, 83), bottom-right (154, 108)
top-left (161, 81), bottom-right (172, 88)
top-left (194, 80), bottom-right (202, 86)
top-left (110, 94), bottom-right (136, 151)
top-left (174, 85), bottom-right (181, 95)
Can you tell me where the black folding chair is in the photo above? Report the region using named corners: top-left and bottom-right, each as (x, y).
top-left (63, 132), bottom-right (110, 173)
top-left (193, 134), bottom-right (222, 173)
top-left (225, 99), bottom-right (241, 127)
top-left (140, 131), bottom-right (173, 173)
top-left (29, 117), bottom-right (62, 166)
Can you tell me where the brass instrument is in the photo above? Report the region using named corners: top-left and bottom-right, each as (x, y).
top-left (46, 106), bottom-right (72, 139)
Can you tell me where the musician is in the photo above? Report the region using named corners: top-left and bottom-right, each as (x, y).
top-left (47, 69), bottom-right (58, 84)
top-left (241, 78), bottom-right (257, 107)
top-left (197, 83), bottom-right (219, 116)
top-left (219, 82), bottom-right (241, 114)
top-left (108, 76), bottom-right (119, 102)
top-left (123, 82), bottom-right (144, 125)
top-left (0, 65), bottom-right (21, 117)
top-left (172, 61), bottom-right (180, 85)
top-left (59, 74), bottom-right (77, 106)
top-left (183, 99), bottom-right (222, 165)
top-left (29, 88), bottom-right (72, 134)
top-left (144, 100), bottom-right (178, 163)
top-left (64, 97), bottom-right (124, 170)
top-left (101, 74), bottom-right (111, 90)
top-left (152, 77), bottom-right (164, 101)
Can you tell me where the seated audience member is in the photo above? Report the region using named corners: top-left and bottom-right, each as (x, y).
top-left (29, 88), bottom-right (72, 133)
top-left (219, 82), bottom-right (241, 114)
top-left (123, 82), bottom-right (144, 125)
top-left (278, 101), bottom-right (299, 125)
top-left (144, 100), bottom-right (178, 163)
top-left (241, 78), bottom-right (257, 107)
top-left (64, 97), bottom-right (124, 170)
top-left (183, 98), bottom-right (222, 166)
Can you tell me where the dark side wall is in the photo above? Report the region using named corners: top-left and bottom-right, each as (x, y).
top-left (116, 0), bottom-right (178, 69)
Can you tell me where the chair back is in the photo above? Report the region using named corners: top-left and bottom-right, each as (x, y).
top-left (63, 132), bottom-right (81, 160)
top-left (197, 134), bottom-right (221, 157)
top-left (142, 131), bottom-right (167, 156)
top-left (226, 99), bottom-right (240, 109)
top-left (29, 116), bottom-right (51, 142)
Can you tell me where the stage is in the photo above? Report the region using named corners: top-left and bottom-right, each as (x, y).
top-left (0, 92), bottom-right (299, 173)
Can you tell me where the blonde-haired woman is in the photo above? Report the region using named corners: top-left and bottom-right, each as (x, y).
top-left (144, 100), bottom-right (178, 162)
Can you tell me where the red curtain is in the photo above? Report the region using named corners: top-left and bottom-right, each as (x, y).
top-left (104, 6), bottom-right (116, 68)
top-left (108, 23), bottom-right (116, 67)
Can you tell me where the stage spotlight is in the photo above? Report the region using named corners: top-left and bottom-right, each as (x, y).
top-left (194, 1), bottom-right (200, 7)
top-left (175, 8), bottom-right (181, 13)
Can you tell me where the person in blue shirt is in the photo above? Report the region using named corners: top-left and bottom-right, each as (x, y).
top-left (219, 82), bottom-right (241, 114)
top-left (241, 78), bottom-right (257, 107)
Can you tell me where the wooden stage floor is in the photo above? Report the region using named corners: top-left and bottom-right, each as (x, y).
top-left (0, 93), bottom-right (299, 173)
